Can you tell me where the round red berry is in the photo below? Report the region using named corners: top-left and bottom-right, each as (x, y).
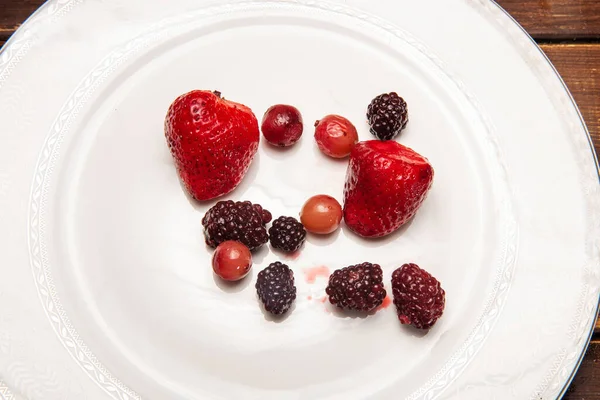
top-left (300, 195), bottom-right (342, 234)
top-left (212, 241), bottom-right (252, 281)
top-left (261, 104), bottom-right (303, 147)
top-left (314, 115), bottom-right (359, 158)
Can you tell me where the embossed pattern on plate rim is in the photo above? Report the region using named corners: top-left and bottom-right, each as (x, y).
top-left (0, 0), bottom-right (594, 398)
top-left (25, 2), bottom-right (517, 399)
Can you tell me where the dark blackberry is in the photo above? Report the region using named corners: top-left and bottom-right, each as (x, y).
top-left (325, 262), bottom-right (386, 312)
top-left (268, 216), bottom-right (306, 253)
top-left (391, 263), bottom-right (445, 329)
top-left (252, 203), bottom-right (272, 224)
top-left (202, 200), bottom-right (271, 251)
top-left (366, 92), bottom-right (408, 140)
top-left (256, 262), bottom-right (297, 315)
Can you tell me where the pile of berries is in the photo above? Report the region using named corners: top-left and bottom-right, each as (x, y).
top-left (205, 196), bottom-right (340, 317)
top-left (166, 90), bottom-right (444, 330)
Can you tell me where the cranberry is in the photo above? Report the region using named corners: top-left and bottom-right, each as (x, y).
top-left (300, 195), bottom-right (343, 234)
top-left (212, 241), bottom-right (252, 281)
top-left (314, 115), bottom-right (359, 158)
top-left (261, 104), bottom-right (303, 147)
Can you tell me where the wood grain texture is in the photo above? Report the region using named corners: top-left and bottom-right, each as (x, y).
top-left (496, 0), bottom-right (600, 40)
top-left (564, 340), bottom-right (600, 400)
top-left (0, 1), bottom-right (600, 42)
top-left (0, 0), bottom-right (44, 42)
top-left (540, 43), bottom-right (600, 165)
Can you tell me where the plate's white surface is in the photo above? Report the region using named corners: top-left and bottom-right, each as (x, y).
top-left (0, 1), bottom-right (598, 399)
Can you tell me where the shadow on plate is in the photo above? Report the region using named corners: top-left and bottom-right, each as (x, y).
top-left (212, 269), bottom-right (254, 293)
top-left (305, 228), bottom-right (341, 247)
top-left (260, 302), bottom-right (296, 323)
top-left (340, 216), bottom-right (415, 248)
top-left (327, 303), bottom-right (382, 320)
top-left (396, 321), bottom-right (430, 338)
top-left (260, 136), bottom-right (304, 160)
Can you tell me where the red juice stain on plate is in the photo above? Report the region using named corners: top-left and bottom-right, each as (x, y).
top-left (307, 295), bottom-right (312, 301)
top-left (377, 295), bottom-right (392, 311)
top-left (319, 296), bottom-right (328, 304)
top-left (303, 265), bottom-right (331, 284)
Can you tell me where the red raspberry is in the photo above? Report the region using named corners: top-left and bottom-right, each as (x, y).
top-left (391, 263), bottom-right (445, 329)
top-left (325, 262), bottom-right (386, 312)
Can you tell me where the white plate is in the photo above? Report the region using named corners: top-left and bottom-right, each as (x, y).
top-left (0, 0), bottom-right (598, 399)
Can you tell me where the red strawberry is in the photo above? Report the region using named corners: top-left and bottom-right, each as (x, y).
top-left (343, 140), bottom-right (434, 238)
top-left (164, 90), bottom-right (259, 201)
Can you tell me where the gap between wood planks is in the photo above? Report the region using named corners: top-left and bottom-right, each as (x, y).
top-left (539, 44), bottom-right (600, 153)
top-left (495, 0), bottom-right (600, 40)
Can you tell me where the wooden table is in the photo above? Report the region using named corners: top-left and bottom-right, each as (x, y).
top-left (1, 0), bottom-right (599, 398)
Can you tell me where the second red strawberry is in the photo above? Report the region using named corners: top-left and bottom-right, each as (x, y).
top-left (343, 140), bottom-right (434, 238)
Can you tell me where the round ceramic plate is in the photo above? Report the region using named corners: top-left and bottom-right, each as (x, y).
top-left (0, 0), bottom-right (598, 399)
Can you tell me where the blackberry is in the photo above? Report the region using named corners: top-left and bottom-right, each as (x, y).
top-left (325, 262), bottom-right (386, 312)
top-left (252, 203), bottom-right (273, 224)
top-left (256, 262), bottom-right (297, 315)
top-left (366, 92), bottom-right (408, 140)
top-left (268, 216), bottom-right (306, 253)
top-left (202, 200), bottom-right (271, 251)
top-left (391, 263), bottom-right (445, 329)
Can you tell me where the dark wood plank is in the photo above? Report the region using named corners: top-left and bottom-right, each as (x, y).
top-left (0, 0), bottom-right (44, 42)
top-left (1, 1), bottom-right (600, 42)
top-left (539, 44), bottom-right (600, 337)
top-left (540, 43), bottom-right (600, 165)
top-left (564, 340), bottom-right (600, 399)
top-left (497, 0), bottom-right (600, 40)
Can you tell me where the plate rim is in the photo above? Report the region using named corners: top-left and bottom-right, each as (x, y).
top-left (485, 1), bottom-right (600, 397)
top-left (0, 0), bottom-right (598, 399)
